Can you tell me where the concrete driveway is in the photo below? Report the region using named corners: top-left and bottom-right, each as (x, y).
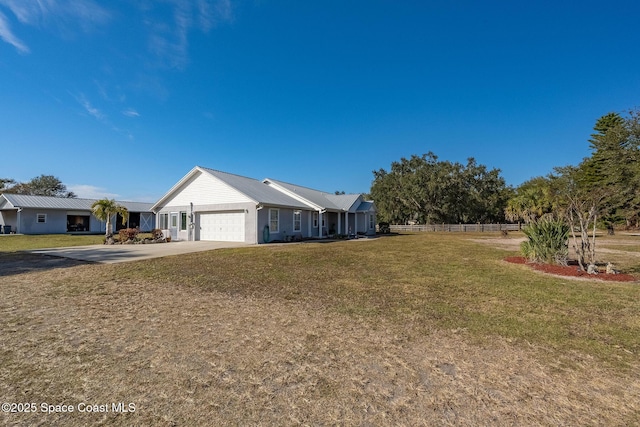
top-left (29, 241), bottom-right (250, 264)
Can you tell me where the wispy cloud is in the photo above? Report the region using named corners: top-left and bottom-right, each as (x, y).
top-left (95, 80), bottom-right (126, 103)
top-left (72, 92), bottom-right (137, 141)
top-left (0, 10), bottom-right (28, 53)
top-left (67, 184), bottom-right (120, 200)
top-left (145, 0), bottom-right (234, 70)
top-left (73, 93), bottom-right (105, 121)
top-left (0, 0), bottom-right (110, 28)
top-left (0, 0), bottom-right (110, 51)
top-left (122, 108), bottom-right (140, 118)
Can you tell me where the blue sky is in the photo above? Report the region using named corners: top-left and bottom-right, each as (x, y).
top-left (1, 1), bottom-right (639, 202)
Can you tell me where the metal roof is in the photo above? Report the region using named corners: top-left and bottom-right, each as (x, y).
top-left (151, 166), bottom-right (373, 212)
top-left (355, 201), bottom-right (375, 212)
top-left (264, 179), bottom-right (364, 211)
top-left (198, 168), bottom-right (311, 209)
top-left (0, 194), bottom-right (154, 212)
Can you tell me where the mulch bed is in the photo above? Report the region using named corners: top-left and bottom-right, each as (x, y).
top-left (504, 256), bottom-right (636, 282)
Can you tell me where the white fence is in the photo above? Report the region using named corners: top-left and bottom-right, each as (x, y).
top-left (389, 223), bottom-right (522, 233)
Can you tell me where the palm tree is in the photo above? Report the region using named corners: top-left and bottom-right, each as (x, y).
top-left (91, 198), bottom-right (129, 237)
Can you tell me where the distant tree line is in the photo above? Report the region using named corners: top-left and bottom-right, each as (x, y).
top-left (370, 152), bottom-right (511, 224)
top-left (0, 175), bottom-right (76, 198)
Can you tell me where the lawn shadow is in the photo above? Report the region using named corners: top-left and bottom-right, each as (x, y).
top-left (0, 253), bottom-right (92, 277)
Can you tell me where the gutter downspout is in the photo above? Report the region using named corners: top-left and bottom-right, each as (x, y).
top-left (16, 207), bottom-right (22, 234)
top-left (256, 204), bottom-right (264, 244)
top-left (189, 202), bottom-right (194, 241)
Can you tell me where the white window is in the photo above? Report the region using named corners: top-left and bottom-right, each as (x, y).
top-left (159, 213), bottom-right (168, 229)
top-left (313, 212), bottom-right (318, 228)
top-left (37, 213), bottom-right (47, 223)
top-left (180, 212), bottom-right (187, 231)
top-left (293, 211), bottom-right (301, 232)
top-left (369, 213), bottom-right (375, 229)
top-left (269, 209), bottom-right (279, 233)
top-left (170, 214), bottom-right (178, 228)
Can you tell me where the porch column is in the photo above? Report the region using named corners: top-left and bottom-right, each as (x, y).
top-left (318, 211), bottom-right (323, 237)
top-left (355, 213), bottom-right (358, 235)
top-left (345, 211), bottom-right (349, 235)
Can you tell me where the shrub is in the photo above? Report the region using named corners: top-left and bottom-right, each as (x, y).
top-left (118, 228), bottom-right (139, 242)
top-left (521, 217), bottom-right (569, 265)
top-left (151, 229), bottom-right (164, 240)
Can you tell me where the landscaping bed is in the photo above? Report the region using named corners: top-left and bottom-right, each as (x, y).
top-left (505, 256), bottom-right (636, 282)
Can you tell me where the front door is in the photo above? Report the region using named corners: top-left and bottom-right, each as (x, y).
top-left (170, 213), bottom-right (178, 240)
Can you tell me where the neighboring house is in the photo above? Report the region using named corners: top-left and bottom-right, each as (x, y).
top-left (0, 194), bottom-right (155, 235)
top-left (151, 166), bottom-right (376, 243)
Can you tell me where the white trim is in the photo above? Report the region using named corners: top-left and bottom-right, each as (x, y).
top-left (152, 166), bottom-right (259, 212)
top-left (158, 213), bottom-right (169, 229)
top-left (263, 179), bottom-right (324, 210)
top-left (180, 211), bottom-right (187, 231)
top-left (345, 211), bottom-right (349, 235)
top-left (36, 213), bottom-right (47, 223)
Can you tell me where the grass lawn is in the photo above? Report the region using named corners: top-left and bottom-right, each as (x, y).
top-left (1, 233), bottom-right (639, 425)
top-left (0, 234), bottom-right (104, 252)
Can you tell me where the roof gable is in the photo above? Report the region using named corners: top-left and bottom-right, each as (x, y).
top-left (152, 166), bottom-right (310, 211)
top-left (200, 168), bottom-right (310, 208)
top-left (264, 179), bottom-right (365, 211)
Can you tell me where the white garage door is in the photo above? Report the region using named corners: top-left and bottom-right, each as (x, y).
top-left (199, 212), bottom-right (245, 242)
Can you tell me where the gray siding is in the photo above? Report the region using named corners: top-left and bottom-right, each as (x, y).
top-left (257, 207), bottom-right (314, 243)
top-left (19, 208), bottom-right (67, 234)
top-left (0, 209), bottom-right (155, 235)
top-left (90, 215), bottom-right (106, 233)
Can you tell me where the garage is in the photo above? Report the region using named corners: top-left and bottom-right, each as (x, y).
top-left (198, 212), bottom-right (245, 242)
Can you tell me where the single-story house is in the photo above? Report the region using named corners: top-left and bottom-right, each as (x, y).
top-left (0, 193), bottom-right (155, 235)
top-left (151, 166), bottom-right (376, 243)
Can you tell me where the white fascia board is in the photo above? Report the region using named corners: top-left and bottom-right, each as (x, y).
top-left (0, 194), bottom-right (15, 209)
top-left (347, 195), bottom-right (364, 213)
top-left (263, 179), bottom-right (324, 211)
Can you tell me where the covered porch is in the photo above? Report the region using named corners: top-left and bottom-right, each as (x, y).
top-left (322, 206), bottom-right (376, 238)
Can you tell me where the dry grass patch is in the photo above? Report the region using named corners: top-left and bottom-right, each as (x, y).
top-left (1, 233), bottom-right (640, 425)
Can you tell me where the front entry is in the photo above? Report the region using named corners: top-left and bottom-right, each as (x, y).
top-left (170, 213), bottom-right (178, 240)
